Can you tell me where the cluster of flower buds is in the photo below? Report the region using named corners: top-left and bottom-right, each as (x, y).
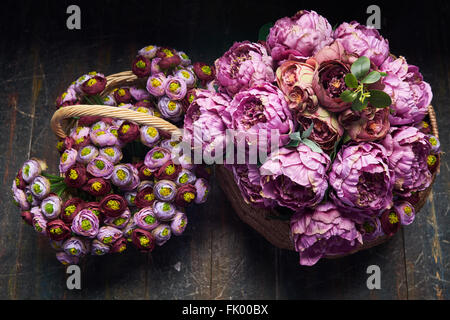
top-left (14, 45), bottom-right (213, 266)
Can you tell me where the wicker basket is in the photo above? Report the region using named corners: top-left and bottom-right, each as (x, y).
top-left (216, 105), bottom-right (440, 255)
top-left (51, 71), bottom-right (183, 140)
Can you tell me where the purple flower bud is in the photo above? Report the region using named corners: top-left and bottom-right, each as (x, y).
top-left (63, 237), bottom-right (89, 257)
top-left (21, 159), bottom-right (44, 183)
top-left (358, 216), bottom-right (384, 242)
top-left (124, 191), bottom-right (137, 207)
top-left (152, 201), bottom-right (176, 221)
top-left (97, 226), bottom-right (123, 246)
top-left (56, 252), bottom-right (79, 266)
top-left (175, 169), bottom-right (196, 186)
top-left (111, 164), bottom-right (133, 188)
top-left (104, 208), bottom-right (131, 230)
top-left (40, 194), bottom-right (62, 220)
top-left (87, 156), bottom-right (114, 178)
top-left (194, 178), bottom-right (210, 204)
top-left (123, 220), bottom-right (137, 240)
top-left (12, 188), bottom-right (30, 211)
top-left (146, 73), bottom-right (167, 97)
top-left (140, 126), bottom-right (160, 147)
top-left (31, 208), bottom-right (47, 235)
top-left (91, 239), bottom-right (110, 256)
top-left (171, 211), bottom-right (188, 236)
top-left (144, 147), bottom-right (171, 169)
top-left (103, 94), bottom-right (116, 106)
top-left (71, 209), bottom-right (100, 238)
top-left (426, 135), bottom-right (441, 154)
top-left (98, 146), bottom-right (123, 164)
top-left (30, 176), bottom-right (51, 200)
top-left (130, 86), bottom-right (151, 101)
top-left (174, 69), bottom-right (196, 88)
top-left (165, 76), bottom-right (187, 100)
top-left (139, 45), bottom-right (159, 59)
top-left (133, 207), bottom-right (160, 231)
top-left (177, 51), bottom-right (191, 66)
top-left (394, 201), bottom-right (415, 226)
top-left (90, 129), bottom-right (118, 147)
top-left (76, 145), bottom-right (99, 165)
top-left (154, 180), bottom-right (178, 202)
top-left (157, 96), bottom-right (184, 122)
top-left (151, 224), bottom-right (172, 246)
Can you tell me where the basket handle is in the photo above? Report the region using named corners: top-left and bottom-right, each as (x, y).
top-left (51, 105), bottom-right (183, 140)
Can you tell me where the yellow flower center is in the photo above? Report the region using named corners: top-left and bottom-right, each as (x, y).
top-left (118, 89), bottom-right (126, 97)
top-left (427, 155), bottom-right (437, 166)
top-left (162, 48), bottom-right (174, 57)
top-left (147, 127), bottom-right (158, 138)
top-left (81, 219), bottom-right (92, 231)
top-left (51, 227), bottom-right (63, 235)
top-left (169, 82), bottom-right (180, 92)
top-left (69, 248), bottom-right (78, 255)
top-left (95, 160), bottom-right (105, 170)
top-left (104, 148), bottom-right (115, 157)
top-left (168, 101), bottom-right (177, 111)
top-left (165, 165), bottom-right (175, 175)
top-left (181, 71), bottom-right (190, 78)
top-left (388, 212), bottom-right (399, 224)
top-left (65, 205), bottom-right (76, 216)
top-left (179, 173), bottom-right (189, 184)
top-left (140, 236), bottom-right (150, 247)
top-left (144, 215), bottom-right (156, 224)
top-left (159, 187), bottom-right (172, 197)
top-left (61, 153), bottom-right (68, 163)
top-left (144, 193), bottom-right (155, 201)
top-left (151, 79), bottom-right (161, 87)
top-left (87, 78), bottom-right (97, 87)
top-left (201, 66), bottom-right (212, 75)
top-left (404, 206), bottom-right (413, 216)
top-left (81, 147), bottom-right (91, 157)
top-left (429, 137), bottom-right (438, 146)
top-left (91, 182), bottom-right (103, 192)
top-left (161, 228), bottom-right (169, 236)
top-left (183, 192), bottom-right (195, 203)
top-left (103, 236), bottom-right (112, 244)
top-left (114, 217), bottom-right (126, 226)
top-left (136, 60), bottom-right (146, 69)
top-left (116, 169), bottom-right (127, 181)
top-left (143, 168), bottom-right (152, 177)
top-left (121, 125), bottom-right (130, 134)
top-left (69, 169), bottom-right (79, 180)
top-left (107, 200), bottom-right (120, 210)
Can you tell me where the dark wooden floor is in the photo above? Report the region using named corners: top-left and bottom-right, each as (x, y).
top-left (0, 0), bottom-right (448, 299)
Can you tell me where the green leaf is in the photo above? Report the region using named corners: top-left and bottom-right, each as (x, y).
top-left (352, 92), bottom-right (369, 111)
top-left (302, 139), bottom-right (323, 154)
top-left (258, 22), bottom-right (274, 41)
top-left (369, 90), bottom-right (392, 108)
top-left (301, 123), bottom-right (314, 140)
top-left (286, 140), bottom-right (301, 148)
top-left (344, 73), bottom-right (359, 89)
top-left (289, 132), bottom-right (302, 141)
top-left (379, 72), bottom-right (388, 77)
top-left (340, 90), bottom-right (358, 103)
top-left (362, 71), bottom-right (381, 84)
top-left (342, 134), bottom-right (352, 144)
top-left (351, 56), bottom-right (371, 80)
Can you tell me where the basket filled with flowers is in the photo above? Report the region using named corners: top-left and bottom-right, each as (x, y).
top-left (10, 45), bottom-right (216, 265)
top-left (184, 10), bottom-right (441, 266)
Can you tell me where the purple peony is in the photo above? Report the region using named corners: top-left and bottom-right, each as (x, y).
top-left (267, 10), bottom-right (334, 64)
top-left (290, 202), bottom-right (363, 266)
top-left (381, 126), bottom-right (432, 197)
top-left (382, 66), bottom-right (432, 125)
top-left (183, 89), bottom-right (231, 158)
top-left (232, 164), bottom-right (276, 208)
top-left (260, 144), bottom-right (330, 211)
top-left (215, 41), bottom-right (275, 96)
top-left (334, 21), bottom-right (390, 67)
top-left (329, 142), bottom-right (394, 216)
top-left (224, 82), bottom-right (296, 151)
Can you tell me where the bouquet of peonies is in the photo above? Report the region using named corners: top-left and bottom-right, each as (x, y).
top-left (11, 45), bottom-right (214, 265)
top-left (184, 10), bottom-right (441, 266)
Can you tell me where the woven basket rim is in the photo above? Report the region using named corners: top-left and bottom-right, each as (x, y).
top-left (50, 71), bottom-right (183, 140)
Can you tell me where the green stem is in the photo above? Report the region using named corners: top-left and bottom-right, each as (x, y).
top-left (42, 172), bottom-right (64, 180)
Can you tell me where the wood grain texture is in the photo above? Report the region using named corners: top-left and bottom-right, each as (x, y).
top-left (0, 0), bottom-right (448, 300)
